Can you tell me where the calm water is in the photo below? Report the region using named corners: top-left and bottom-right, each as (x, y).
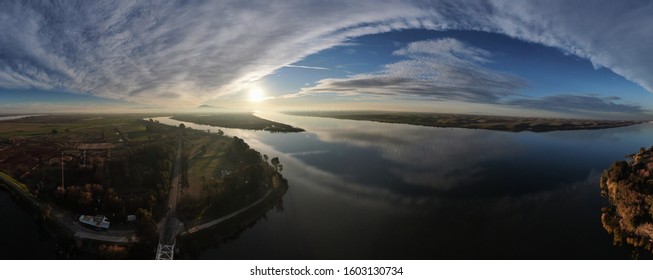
top-left (2, 114), bottom-right (652, 259)
top-left (0, 191), bottom-right (57, 259)
top-left (153, 113), bottom-right (653, 259)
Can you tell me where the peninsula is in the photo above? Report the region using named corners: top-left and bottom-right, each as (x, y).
top-left (172, 113), bottom-right (304, 133)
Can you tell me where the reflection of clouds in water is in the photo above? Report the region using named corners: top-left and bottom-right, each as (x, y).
top-left (538, 123), bottom-right (648, 143)
top-left (284, 116), bottom-right (518, 191)
top-left (254, 112), bottom-right (525, 193)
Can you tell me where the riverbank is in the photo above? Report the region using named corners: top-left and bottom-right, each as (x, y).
top-left (601, 146), bottom-right (653, 255)
top-left (177, 177), bottom-right (288, 259)
top-left (287, 111), bottom-right (643, 132)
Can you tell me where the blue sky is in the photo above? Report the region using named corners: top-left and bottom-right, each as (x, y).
top-left (0, 1), bottom-right (652, 119)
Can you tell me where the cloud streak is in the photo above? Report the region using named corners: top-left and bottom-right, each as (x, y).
top-left (0, 1), bottom-right (651, 105)
top-left (285, 65), bottom-right (330, 71)
top-left (299, 38), bottom-right (528, 103)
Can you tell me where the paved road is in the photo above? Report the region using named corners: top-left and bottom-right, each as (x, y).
top-left (158, 128), bottom-right (184, 246)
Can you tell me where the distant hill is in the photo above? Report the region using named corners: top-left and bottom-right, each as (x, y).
top-left (198, 105), bottom-right (219, 109)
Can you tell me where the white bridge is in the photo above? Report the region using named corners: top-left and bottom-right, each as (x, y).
top-left (155, 240), bottom-right (175, 260)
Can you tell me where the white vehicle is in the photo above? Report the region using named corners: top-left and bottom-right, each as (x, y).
top-left (78, 215), bottom-right (110, 231)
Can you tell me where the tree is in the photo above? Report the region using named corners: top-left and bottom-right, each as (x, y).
top-left (271, 157), bottom-right (280, 171)
top-left (263, 154), bottom-right (268, 163)
top-left (135, 208), bottom-right (158, 245)
top-left (179, 123), bottom-right (186, 129)
top-left (51, 129), bottom-right (58, 134)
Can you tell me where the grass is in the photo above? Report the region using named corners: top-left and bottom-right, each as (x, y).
top-left (0, 114), bottom-right (154, 141)
top-left (183, 131), bottom-right (233, 199)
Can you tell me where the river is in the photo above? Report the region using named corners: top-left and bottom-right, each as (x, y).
top-left (0, 190), bottom-right (58, 259)
top-left (151, 113), bottom-right (653, 259)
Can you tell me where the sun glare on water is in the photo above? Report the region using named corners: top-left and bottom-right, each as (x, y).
top-left (248, 87), bottom-right (266, 102)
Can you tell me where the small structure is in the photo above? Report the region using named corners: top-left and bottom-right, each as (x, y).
top-left (78, 215), bottom-right (110, 231)
top-left (126, 215), bottom-right (137, 222)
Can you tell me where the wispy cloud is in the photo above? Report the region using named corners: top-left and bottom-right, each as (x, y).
top-left (284, 65), bottom-right (330, 71)
top-left (0, 1), bottom-right (425, 105)
top-left (296, 38), bottom-right (644, 115)
top-left (0, 1), bottom-right (651, 106)
top-left (297, 38), bottom-right (528, 103)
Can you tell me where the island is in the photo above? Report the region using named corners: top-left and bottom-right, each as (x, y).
top-left (601, 146), bottom-right (653, 255)
top-left (287, 111), bottom-right (643, 132)
top-left (172, 113), bottom-right (304, 133)
top-left (0, 114), bottom-right (288, 259)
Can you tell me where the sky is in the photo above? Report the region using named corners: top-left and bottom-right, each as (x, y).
top-left (0, 1), bottom-right (652, 119)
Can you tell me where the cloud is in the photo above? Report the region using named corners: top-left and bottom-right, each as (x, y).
top-left (296, 38), bottom-right (643, 115)
top-left (508, 94), bottom-right (644, 114)
top-left (284, 65), bottom-right (330, 71)
top-left (0, 1), bottom-right (426, 105)
top-left (481, 1), bottom-right (653, 93)
top-left (0, 1), bottom-right (651, 105)
top-left (298, 38), bottom-right (528, 103)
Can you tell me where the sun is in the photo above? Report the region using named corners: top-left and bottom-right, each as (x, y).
top-left (248, 87), bottom-right (266, 102)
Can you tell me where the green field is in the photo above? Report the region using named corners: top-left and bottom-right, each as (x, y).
top-left (287, 111), bottom-right (642, 132)
top-left (0, 114), bottom-right (160, 141)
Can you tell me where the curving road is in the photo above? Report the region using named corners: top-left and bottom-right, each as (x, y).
top-left (183, 189), bottom-right (272, 235)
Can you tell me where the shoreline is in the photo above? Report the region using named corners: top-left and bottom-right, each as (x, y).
top-left (287, 111), bottom-right (644, 132)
